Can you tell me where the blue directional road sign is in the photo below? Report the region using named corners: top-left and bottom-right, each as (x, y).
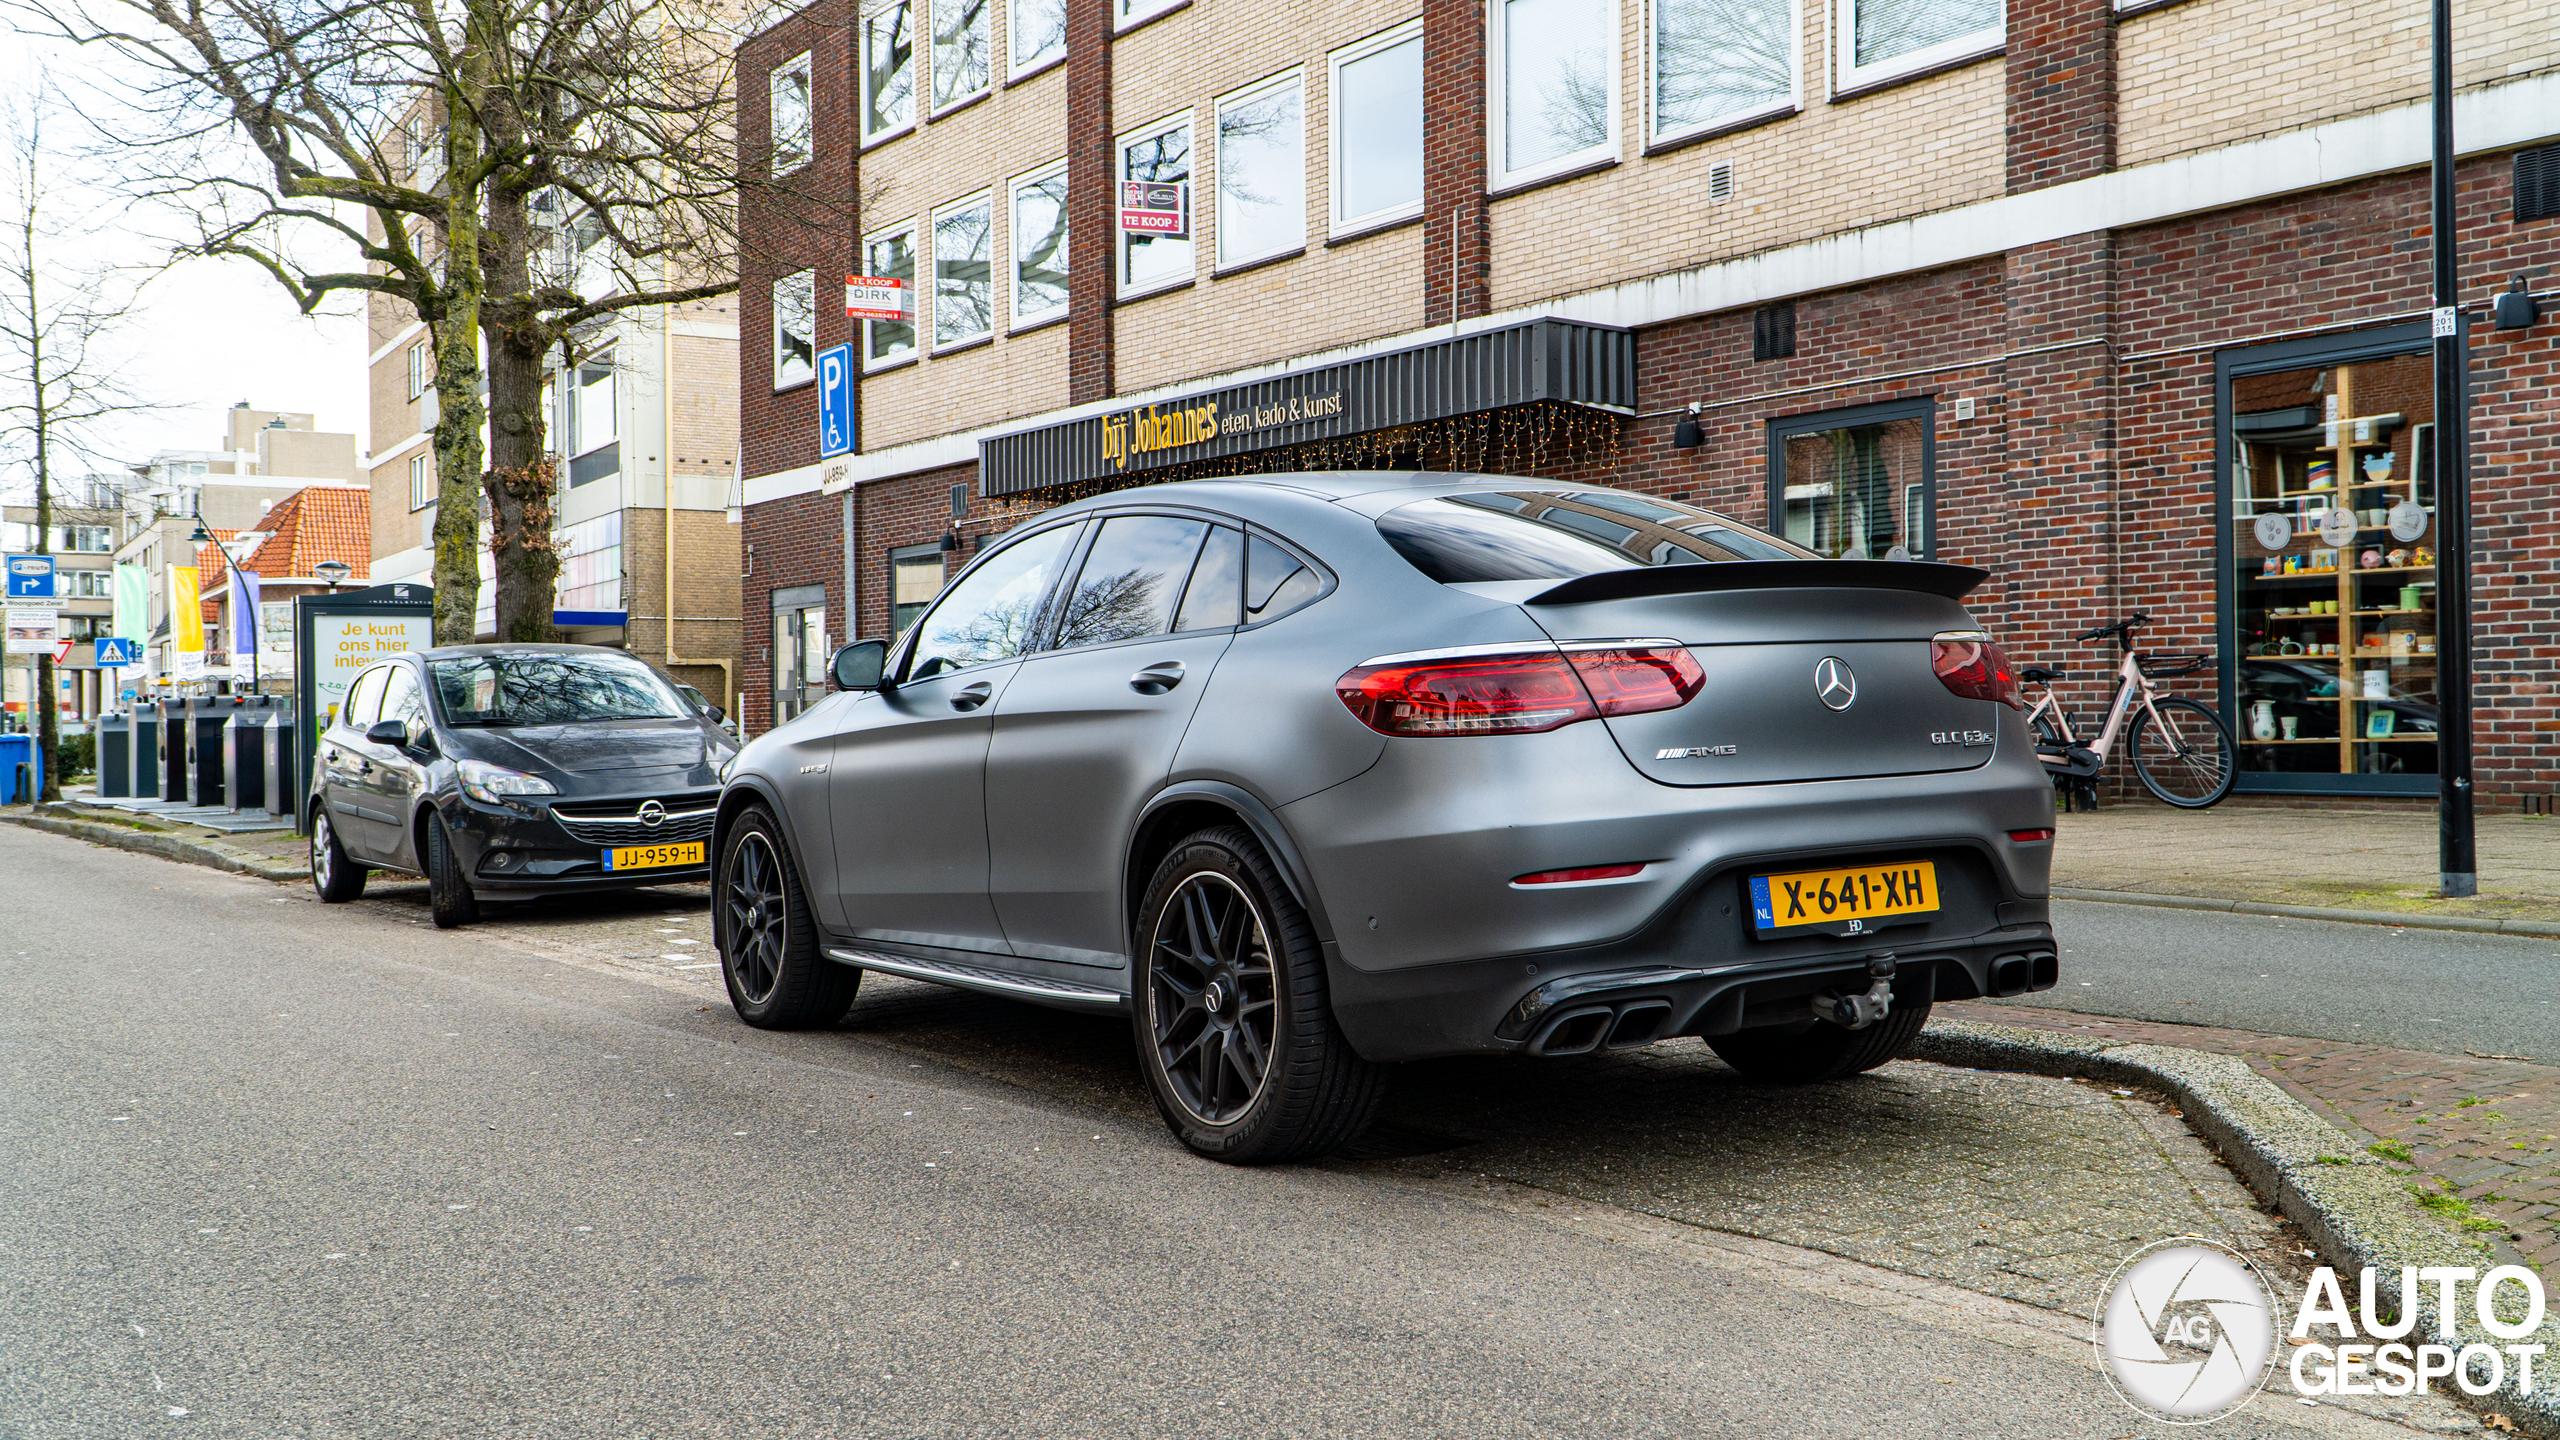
top-left (95, 637), bottom-right (143, 667)
top-left (5, 553), bottom-right (56, 599)
top-left (817, 343), bottom-right (854, 459)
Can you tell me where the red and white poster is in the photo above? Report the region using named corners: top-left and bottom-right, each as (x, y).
top-left (1118, 181), bottom-right (1188, 237)
top-left (845, 276), bottom-right (912, 322)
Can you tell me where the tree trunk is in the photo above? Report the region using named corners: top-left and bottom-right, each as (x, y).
top-left (427, 77), bottom-right (490, 644)
top-left (33, 461), bottom-right (59, 803)
top-left (479, 166), bottom-right (560, 645)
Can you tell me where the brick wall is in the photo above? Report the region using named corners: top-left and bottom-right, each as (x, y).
top-left (738, 0), bottom-right (859, 485)
top-left (1066, 0), bottom-right (1115, 403)
top-left (2005, 0), bottom-right (2116, 192)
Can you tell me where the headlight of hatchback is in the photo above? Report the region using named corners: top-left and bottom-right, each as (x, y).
top-left (458, 758), bottom-right (558, 804)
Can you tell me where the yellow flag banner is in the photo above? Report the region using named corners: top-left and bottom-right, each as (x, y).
top-left (169, 563), bottom-right (204, 654)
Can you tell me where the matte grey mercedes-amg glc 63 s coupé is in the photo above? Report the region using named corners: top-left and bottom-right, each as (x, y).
top-left (712, 473), bottom-right (2059, 1161)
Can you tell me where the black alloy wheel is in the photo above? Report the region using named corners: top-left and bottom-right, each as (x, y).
top-left (718, 805), bottom-right (858, 1028)
top-left (1132, 826), bottom-right (1385, 1163)
top-left (310, 807), bottom-right (366, 902)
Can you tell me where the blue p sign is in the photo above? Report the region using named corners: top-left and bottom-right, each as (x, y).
top-left (817, 344), bottom-right (853, 459)
top-left (5, 554), bottom-right (56, 599)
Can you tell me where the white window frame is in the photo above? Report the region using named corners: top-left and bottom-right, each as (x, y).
top-left (1213, 68), bottom-right (1308, 270)
top-left (1008, 161), bottom-right (1071, 332)
top-left (1488, 0), bottom-right (1622, 192)
top-left (773, 269), bottom-right (818, 389)
top-left (770, 51), bottom-right (814, 172)
top-left (860, 0), bottom-right (917, 145)
top-left (862, 220), bottom-right (921, 370)
top-left (929, 190), bottom-right (996, 350)
top-left (1327, 20), bottom-right (1426, 235)
top-left (1009, 0), bottom-right (1067, 79)
top-left (1646, 0), bottom-right (1802, 147)
top-left (406, 341), bottom-right (428, 400)
top-left (408, 452), bottom-right (434, 512)
top-left (1116, 109), bottom-right (1196, 300)
top-left (928, 0), bottom-right (992, 112)
top-left (1115, 0), bottom-right (1182, 32)
top-left (1831, 0), bottom-right (2003, 95)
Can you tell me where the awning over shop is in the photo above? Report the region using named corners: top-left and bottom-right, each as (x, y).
top-left (978, 317), bottom-right (1634, 498)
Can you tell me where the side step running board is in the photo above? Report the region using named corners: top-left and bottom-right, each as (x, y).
top-left (824, 947), bottom-right (1128, 1013)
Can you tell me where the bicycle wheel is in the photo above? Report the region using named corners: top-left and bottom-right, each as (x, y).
top-left (2130, 697), bottom-right (2236, 808)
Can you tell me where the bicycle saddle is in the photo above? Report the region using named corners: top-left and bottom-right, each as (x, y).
top-left (2020, 665), bottom-right (2062, 683)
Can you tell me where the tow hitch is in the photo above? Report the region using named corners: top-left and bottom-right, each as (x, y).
top-left (1813, 955), bottom-right (1897, 1030)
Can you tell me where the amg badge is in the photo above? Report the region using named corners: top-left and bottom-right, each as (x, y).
top-left (1930, 730), bottom-right (1995, 747)
top-left (1656, 745), bottom-right (1738, 759)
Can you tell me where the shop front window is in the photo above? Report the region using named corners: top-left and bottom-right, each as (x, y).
top-left (889, 544), bottom-right (945, 638)
top-left (2226, 343), bottom-right (2438, 788)
top-left (770, 584), bottom-right (829, 725)
top-left (1767, 399), bottom-right (1932, 561)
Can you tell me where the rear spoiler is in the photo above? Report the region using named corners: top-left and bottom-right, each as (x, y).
top-left (1525, 559), bottom-right (1990, 606)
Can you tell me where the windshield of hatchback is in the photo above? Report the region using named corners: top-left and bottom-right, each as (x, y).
top-left (429, 653), bottom-right (687, 726)
top-left (1377, 490), bottom-right (1814, 584)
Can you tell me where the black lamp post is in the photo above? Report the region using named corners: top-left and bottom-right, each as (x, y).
top-left (187, 514), bottom-right (260, 691)
top-left (2428, 0), bottom-right (2475, 897)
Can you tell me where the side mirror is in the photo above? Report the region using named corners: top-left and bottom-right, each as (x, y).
top-left (706, 704), bottom-right (727, 725)
top-left (830, 639), bottom-right (890, 692)
top-left (364, 719), bottom-right (409, 747)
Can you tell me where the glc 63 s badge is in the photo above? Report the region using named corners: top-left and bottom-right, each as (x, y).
top-left (1931, 730), bottom-right (1995, 747)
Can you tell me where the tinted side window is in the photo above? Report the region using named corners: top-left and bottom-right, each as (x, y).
top-left (1174, 525), bottom-right (1244, 631)
top-left (380, 666), bottom-right (427, 730)
top-left (1245, 534), bottom-right (1324, 624)
top-left (340, 667), bottom-right (386, 730)
top-left (907, 524), bottom-right (1080, 680)
top-left (1054, 515), bottom-right (1210, 648)
top-left (1376, 491), bottom-right (1814, 583)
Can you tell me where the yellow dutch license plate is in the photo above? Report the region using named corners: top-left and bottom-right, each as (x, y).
top-left (605, 841), bottom-right (705, 872)
top-left (1750, 860), bottom-right (1939, 935)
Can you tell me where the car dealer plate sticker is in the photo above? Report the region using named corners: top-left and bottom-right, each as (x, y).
top-left (1749, 860), bottom-right (1938, 936)
top-left (605, 841), bottom-right (705, 872)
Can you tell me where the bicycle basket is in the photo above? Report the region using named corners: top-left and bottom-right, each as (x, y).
top-left (2136, 650), bottom-right (2213, 678)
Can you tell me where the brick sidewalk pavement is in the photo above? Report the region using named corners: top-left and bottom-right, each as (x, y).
top-left (1943, 1001), bottom-right (2560, 1275)
top-left (2056, 803), bottom-right (2560, 922)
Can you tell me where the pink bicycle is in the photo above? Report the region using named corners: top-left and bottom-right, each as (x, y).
top-left (2024, 612), bottom-right (2236, 809)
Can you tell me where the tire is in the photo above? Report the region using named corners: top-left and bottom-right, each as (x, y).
top-left (426, 812), bottom-right (480, 929)
top-left (2130, 696), bottom-right (2237, 809)
top-left (1131, 826), bottom-right (1386, 1163)
top-left (310, 806), bottom-right (367, 903)
top-left (1706, 999), bottom-right (1932, 1083)
top-left (718, 805), bottom-right (858, 1028)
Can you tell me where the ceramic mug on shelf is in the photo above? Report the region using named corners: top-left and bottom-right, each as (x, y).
top-left (2281, 716), bottom-right (2300, 740)
top-left (2280, 639), bottom-right (2304, 655)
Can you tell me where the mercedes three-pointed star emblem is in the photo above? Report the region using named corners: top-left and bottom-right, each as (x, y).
top-left (1813, 657), bottom-right (1858, 711)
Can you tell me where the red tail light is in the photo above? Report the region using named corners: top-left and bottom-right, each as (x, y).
top-left (1932, 630), bottom-right (2020, 709)
top-left (1561, 644), bottom-right (1707, 716)
top-left (1513, 863), bottom-right (1647, 885)
top-left (1335, 640), bottom-right (1703, 737)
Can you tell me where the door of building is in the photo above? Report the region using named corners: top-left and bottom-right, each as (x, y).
top-left (768, 585), bottom-right (828, 725)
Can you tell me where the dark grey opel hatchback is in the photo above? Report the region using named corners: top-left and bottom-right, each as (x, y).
top-left (309, 644), bottom-right (738, 927)
top-left (713, 474), bottom-right (2059, 1162)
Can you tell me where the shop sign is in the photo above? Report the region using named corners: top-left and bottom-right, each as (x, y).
top-left (1099, 389), bottom-right (1346, 472)
top-left (845, 275), bottom-right (911, 322)
top-left (1118, 181), bottom-right (1188, 238)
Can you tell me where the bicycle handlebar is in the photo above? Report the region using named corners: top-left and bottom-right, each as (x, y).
top-left (2073, 612), bottom-right (2155, 649)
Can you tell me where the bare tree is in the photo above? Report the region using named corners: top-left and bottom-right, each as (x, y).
top-left (20, 0), bottom-right (805, 643)
top-left (0, 78), bottom-right (145, 800)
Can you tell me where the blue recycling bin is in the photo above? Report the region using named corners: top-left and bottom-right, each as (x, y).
top-left (0, 733), bottom-right (40, 805)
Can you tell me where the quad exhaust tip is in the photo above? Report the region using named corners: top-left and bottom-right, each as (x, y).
top-left (1527, 999), bottom-right (1673, 1056)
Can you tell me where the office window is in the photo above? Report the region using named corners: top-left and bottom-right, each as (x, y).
top-left (405, 340), bottom-right (430, 400)
top-left (861, 0), bottom-right (916, 141)
top-left (408, 452), bottom-right (434, 512)
top-left (1835, 0), bottom-right (2001, 92)
top-left (864, 224), bottom-right (917, 366)
top-left (1329, 23), bottom-right (1424, 232)
top-left (65, 569), bottom-right (113, 598)
top-left (1492, 0), bottom-right (1618, 187)
top-left (773, 270), bottom-right (816, 388)
top-left (1011, 0), bottom-right (1065, 76)
top-left (64, 525), bottom-right (112, 553)
top-left (569, 355), bottom-right (617, 454)
top-left (930, 0), bottom-right (989, 110)
top-left (888, 544), bottom-right (945, 637)
top-left (1216, 72), bottom-right (1305, 268)
top-left (932, 194), bottom-right (994, 347)
top-left (1117, 0), bottom-right (1180, 27)
top-left (1120, 115), bottom-right (1193, 293)
top-left (770, 53), bottom-right (813, 172)
top-left (1010, 165), bottom-right (1070, 329)
top-left (1652, 0), bottom-right (1796, 143)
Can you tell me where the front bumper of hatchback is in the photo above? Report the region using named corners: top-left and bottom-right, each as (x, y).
top-left (444, 789), bottom-right (718, 893)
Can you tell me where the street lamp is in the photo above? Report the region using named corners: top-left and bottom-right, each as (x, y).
top-left (187, 513), bottom-right (260, 691)
top-left (313, 559), bottom-right (351, 590)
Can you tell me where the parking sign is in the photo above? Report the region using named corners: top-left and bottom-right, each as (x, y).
top-left (5, 554), bottom-right (56, 599)
top-left (817, 344), bottom-right (853, 459)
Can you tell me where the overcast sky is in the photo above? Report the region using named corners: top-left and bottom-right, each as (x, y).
top-left (6, 36), bottom-right (370, 487)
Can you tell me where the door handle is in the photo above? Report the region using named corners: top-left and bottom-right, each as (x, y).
top-left (1129, 660), bottom-right (1187, 695)
top-left (356, 757), bottom-right (374, 775)
top-left (950, 681), bottom-right (994, 712)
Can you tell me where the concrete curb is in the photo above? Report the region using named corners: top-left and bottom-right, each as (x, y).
top-left (2054, 885), bottom-right (2560, 938)
top-left (1918, 1018), bottom-right (2559, 1435)
top-left (0, 812), bottom-right (309, 884)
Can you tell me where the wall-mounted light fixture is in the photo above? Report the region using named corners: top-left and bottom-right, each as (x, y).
top-left (1671, 402), bottom-right (1704, 449)
top-left (2494, 274), bottom-right (2540, 330)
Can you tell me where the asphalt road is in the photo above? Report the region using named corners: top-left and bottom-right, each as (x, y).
top-left (2015, 899), bottom-right (2560, 1057)
top-left (0, 827), bottom-right (2455, 1439)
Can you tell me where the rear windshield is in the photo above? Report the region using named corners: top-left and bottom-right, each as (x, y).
top-left (1377, 490), bottom-right (1814, 584)
top-left (429, 653), bottom-right (686, 726)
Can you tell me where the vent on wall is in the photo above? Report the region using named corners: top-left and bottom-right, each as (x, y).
top-left (1753, 301), bottom-right (1796, 362)
top-left (1707, 161), bottom-right (1734, 202)
top-left (2520, 146), bottom-right (2560, 222)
